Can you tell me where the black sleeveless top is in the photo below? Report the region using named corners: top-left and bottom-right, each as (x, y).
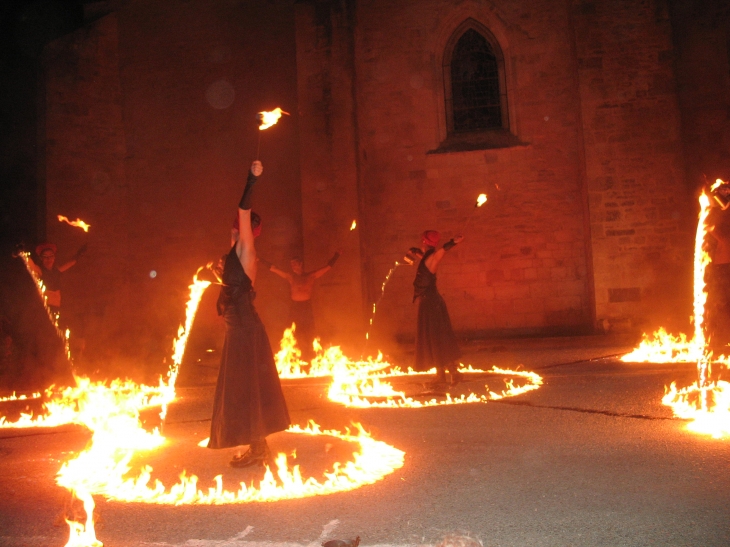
top-left (413, 247), bottom-right (438, 302)
top-left (216, 246), bottom-right (254, 316)
top-left (41, 265), bottom-right (62, 292)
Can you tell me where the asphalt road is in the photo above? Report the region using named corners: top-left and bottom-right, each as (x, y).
top-left (0, 336), bottom-right (729, 547)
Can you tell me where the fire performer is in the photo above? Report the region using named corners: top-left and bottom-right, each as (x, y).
top-left (412, 230), bottom-right (464, 388)
top-left (208, 160), bottom-right (290, 468)
top-left (706, 182), bottom-right (730, 349)
top-left (29, 242), bottom-right (87, 319)
top-left (264, 252), bottom-right (341, 357)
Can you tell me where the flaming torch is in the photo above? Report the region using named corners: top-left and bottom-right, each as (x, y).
top-left (58, 215), bottom-right (91, 232)
top-left (256, 108), bottom-right (290, 159)
top-left (462, 193), bottom-right (488, 231)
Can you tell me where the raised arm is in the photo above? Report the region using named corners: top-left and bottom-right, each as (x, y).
top-left (312, 251), bottom-right (341, 279)
top-left (424, 235), bottom-right (463, 273)
top-left (58, 244), bottom-right (87, 272)
top-left (236, 161), bottom-right (263, 282)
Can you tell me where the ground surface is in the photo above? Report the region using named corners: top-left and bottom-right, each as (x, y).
top-left (0, 335), bottom-right (729, 547)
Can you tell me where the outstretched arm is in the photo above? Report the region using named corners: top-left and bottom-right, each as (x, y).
top-left (312, 251), bottom-right (341, 279)
top-left (424, 235), bottom-right (463, 273)
top-left (269, 265), bottom-right (292, 281)
top-left (236, 161), bottom-right (263, 281)
top-left (58, 244), bottom-right (87, 272)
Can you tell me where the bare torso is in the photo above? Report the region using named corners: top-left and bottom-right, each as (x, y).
top-left (288, 273), bottom-right (317, 301)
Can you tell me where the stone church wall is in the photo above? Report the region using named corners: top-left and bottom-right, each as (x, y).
top-left (41, 0), bottom-right (718, 367)
top-left (43, 0), bottom-right (302, 371)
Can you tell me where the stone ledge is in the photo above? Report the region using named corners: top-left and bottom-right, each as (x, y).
top-left (428, 129), bottom-right (529, 154)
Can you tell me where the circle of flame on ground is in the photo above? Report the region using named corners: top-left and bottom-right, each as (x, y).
top-left (1, 269), bottom-right (543, 546)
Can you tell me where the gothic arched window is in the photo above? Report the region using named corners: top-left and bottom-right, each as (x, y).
top-left (444, 23), bottom-right (508, 134)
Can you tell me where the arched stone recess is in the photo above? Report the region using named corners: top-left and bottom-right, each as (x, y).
top-left (430, 9), bottom-right (523, 152)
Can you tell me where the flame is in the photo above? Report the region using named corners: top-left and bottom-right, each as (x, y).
top-left (364, 260), bottom-right (402, 342)
top-left (1, 262), bottom-right (543, 546)
top-left (258, 108), bottom-right (289, 130)
top-left (350, 220), bottom-right (357, 231)
top-left (58, 215), bottom-right (91, 232)
top-left (710, 178), bottom-right (725, 192)
top-left (475, 193), bottom-right (488, 207)
top-left (17, 251), bottom-right (71, 358)
top-left (0, 391), bottom-right (41, 403)
top-left (275, 327), bottom-right (542, 408)
top-left (622, 191), bottom-right (730, 437)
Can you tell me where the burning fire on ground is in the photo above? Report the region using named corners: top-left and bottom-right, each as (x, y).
top-left (621, 186), bottom-right (730, 438)
top-left (276, 324), bottom-right (542, 408)
top-left (2, 263), bottom-right (541, 545)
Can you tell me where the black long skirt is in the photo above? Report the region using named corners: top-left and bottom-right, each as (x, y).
top-left (414, 291), bottom-right (461, 371)
top-left (208, 301), bottom-right (290, 449)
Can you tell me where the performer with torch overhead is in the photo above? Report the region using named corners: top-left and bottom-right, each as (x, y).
top-left (207, 160), bottom-right (290, 468)
top-left (412, 230), bottom-right (464, 388)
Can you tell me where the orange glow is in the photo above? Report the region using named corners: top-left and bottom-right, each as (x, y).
top-left (275, 327), bottom-right (542, 409)
top-left (0, 391), bottom-right (41, 403)
top-left (622, 191), bottom-right (730, 438)
top-left (58, 215), bottom-right (91, 232)
top-left (17, 251), bottom-right (70, 358)
top-left (1, 262), bottom-right (544, 546)
top-left (258, 108), bottom-right (289, 130)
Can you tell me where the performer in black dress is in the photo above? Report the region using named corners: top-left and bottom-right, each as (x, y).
top-left (412, 230), bottom-right (464, 387)
top-left (29, 242), bottom-right (86, 321)
top-left (208, 160), bottom-right (290, 468)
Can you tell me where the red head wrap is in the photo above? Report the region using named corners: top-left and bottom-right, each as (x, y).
top-left (232, 212), bottom-right (262, 237)
top-left (36, 242), bottom-right (57, 257)
top-left (421, 230), bottom-right (440, 247)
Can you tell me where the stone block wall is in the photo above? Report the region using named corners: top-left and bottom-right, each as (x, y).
top-left (44, 0), bottom-right (302, 372)
top-left (571, 0), bottom-right (693, 332)
top-left (297, 0), bottom-right (597, 355)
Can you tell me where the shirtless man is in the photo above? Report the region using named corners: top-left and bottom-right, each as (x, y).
top-left (706, 182), bottom-right (730, 349)
top-left (267, 252), bottom-right (340, 357)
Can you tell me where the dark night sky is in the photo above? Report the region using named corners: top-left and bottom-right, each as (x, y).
top-left (0, 0), bottom-right (84, 249)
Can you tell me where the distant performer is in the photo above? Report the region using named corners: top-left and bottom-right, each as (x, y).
top-left (266, 251), bottom-right (341, 356)
top-left (706, 182), bottom-right (730, 349)
top-left (208, 160), bottom-right (290, 468)
top-left (29, 242), bottom-right (87, 319)
top-left (412, 230), bottom-right (464, 387)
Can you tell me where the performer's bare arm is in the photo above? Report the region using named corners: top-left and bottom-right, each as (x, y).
top-left (311, 265), bottom-right (332, 279)
top-left (58, 244), bottom-right (86, 272)
top-left (425, 235), bottom-right (464, 273)
top-left (312, 250), bottom-right (341, 279)
top-left (270, 265), bottom-right (292, 282)
top-left (57, 259), bottom-right (76, 273)
top-left (236, 161), bottom-right (263, 282)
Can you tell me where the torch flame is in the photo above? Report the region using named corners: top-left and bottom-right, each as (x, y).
top-left (622, 191), bottom-right (730, 438)
top-left (475, 193), bottom-right (488, 207)
top-left (58, 215), bottom-right (91, 232)
top-left (710, 178), bottom-right (725, 192)
top-left (258, 108), bottom-right (290, 130)
top-left (350, 220), bottom-right (357, 231)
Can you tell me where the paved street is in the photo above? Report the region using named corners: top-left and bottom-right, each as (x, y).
top-left (1, 336), bottom-right (729, 547)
